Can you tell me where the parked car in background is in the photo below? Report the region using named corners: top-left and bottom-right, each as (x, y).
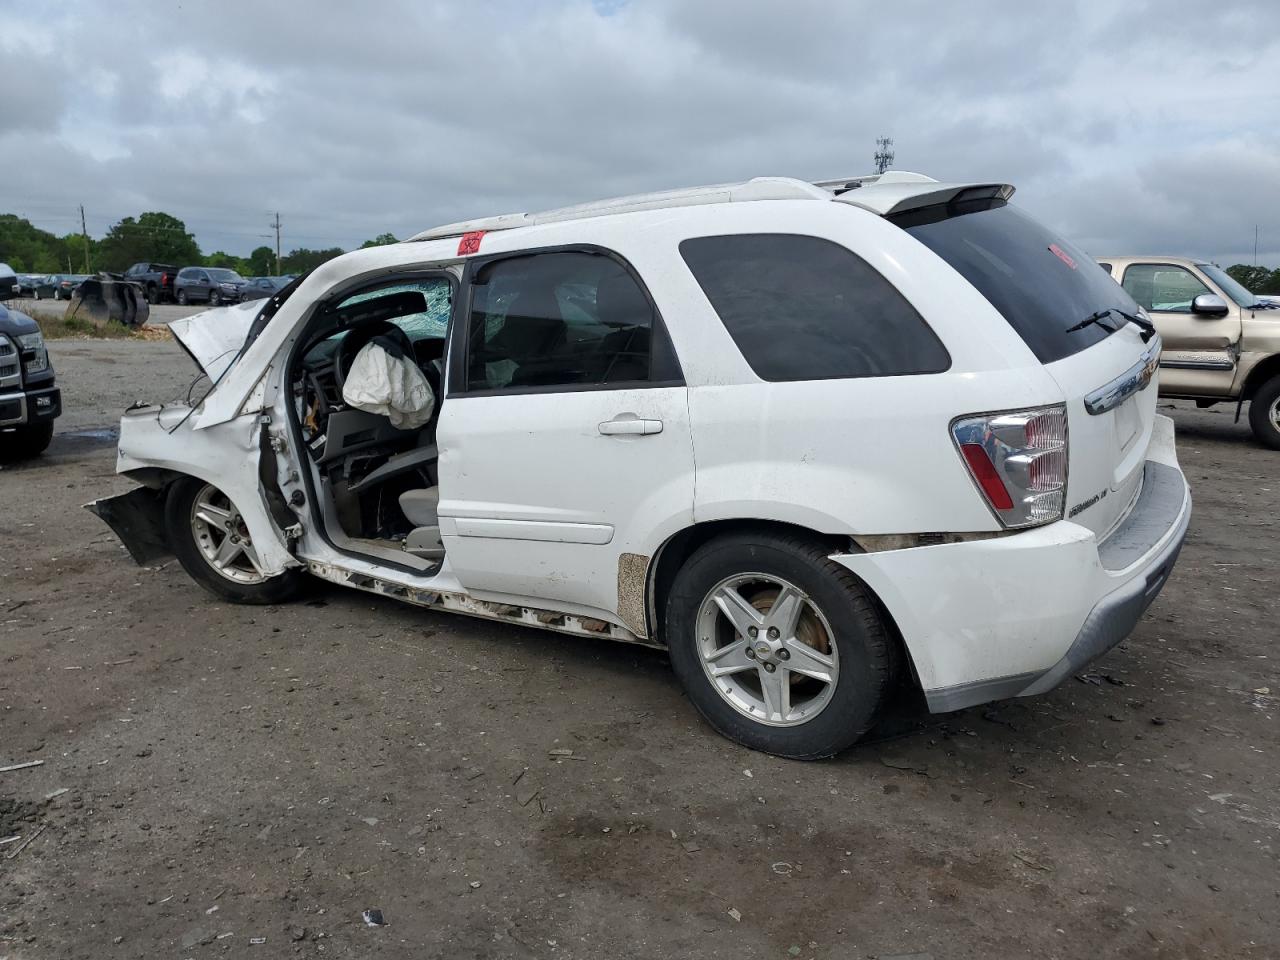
top-left (0, 273), bottom-right (61, 460)
top-left (1098, 256), bottom-right (1280, 448)
top-left (90, 172), bottom-right (1190, 758)
top-left (174, 267), bottom-right (247, 306)
top-left (121, 262), bottom-right (179, 304)
top-left (16, 274), bottom-right (45, 297)
top-left (38, 274), bottom-right (91, 300)
top-left (240, 276), bottom-right (289, 301)
top-left (1, 263), bottom-right (19, 299)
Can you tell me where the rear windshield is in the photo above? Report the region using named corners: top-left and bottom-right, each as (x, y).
top-left (895, 202), bottom-right (1137, 364)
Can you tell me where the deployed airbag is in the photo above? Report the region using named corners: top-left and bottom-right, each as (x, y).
top-left (341, 341), bottom-right (435, 430)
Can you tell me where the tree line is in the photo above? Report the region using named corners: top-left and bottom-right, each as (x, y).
top-left (0, 211), bottom-right (398, 278)
top-left (1224, 264), bottom-right (1280, 296)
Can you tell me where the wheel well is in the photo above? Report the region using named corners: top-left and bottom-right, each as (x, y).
top-left (646, 518), bottom-right (920, 692)
top-left (1243, 354), bottom-right (1280, 401)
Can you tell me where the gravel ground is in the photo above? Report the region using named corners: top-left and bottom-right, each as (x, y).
top-left (1, 341), bottom-right (1277, 959)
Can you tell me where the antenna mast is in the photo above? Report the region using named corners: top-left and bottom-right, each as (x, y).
top-left (874, 137), bottom-right (895, 175)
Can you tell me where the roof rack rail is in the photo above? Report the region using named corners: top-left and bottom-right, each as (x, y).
top-left (811, 171), bottom-right (938, 195)
top-left (409, 176), bottom-right (833, 242)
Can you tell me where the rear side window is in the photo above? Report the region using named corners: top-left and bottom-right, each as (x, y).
top-left (679, 234), bottom-right (950, 381)
top-left (898, 203), bottom-right (1137, 364)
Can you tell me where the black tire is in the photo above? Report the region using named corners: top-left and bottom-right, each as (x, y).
top-left (164, 477), bottom-right (305, 605)
top-left (32, 289), bottom-right (40, 300)
top-left (665, 531), bottom-right (896, 759)
top-left (209, 290), bottom-right (221, 306)
top-left (1248, 375), bottom-right (1280, 450)
top-left (0, 422), bottom-right (54, 462)
top-left (176, 289), bottom-right (187, 305)
top-left (146, 284), bottom-right (158, 305)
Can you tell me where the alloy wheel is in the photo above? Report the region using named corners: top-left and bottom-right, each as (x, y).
top-left (695, 573), bottom-right (840, 727)
top-left (189, 483), bottom-right (268, 584)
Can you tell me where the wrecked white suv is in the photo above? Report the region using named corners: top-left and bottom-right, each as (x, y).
top-left (91, 172), bottom-right (1191, 758)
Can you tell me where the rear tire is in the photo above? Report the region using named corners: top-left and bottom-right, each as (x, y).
top-left (1248, 375), bottom-right (1280, 450)
top-left (146, 285), bottom-right (158, 305)
top-left (165, 477), bottom-right (305, 604)
top-left (0, 422), bottom-right (54, 462)
top-left (665, 531), bottom-right (895, 759)
top-left (177, 289), bottom-right (188, 305)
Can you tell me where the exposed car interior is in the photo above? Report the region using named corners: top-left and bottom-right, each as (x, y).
top-left (290, 277), bottom-right (453, 571)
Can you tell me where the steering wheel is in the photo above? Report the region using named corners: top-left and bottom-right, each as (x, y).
top-left (334, 321), bottom-right (415, 394)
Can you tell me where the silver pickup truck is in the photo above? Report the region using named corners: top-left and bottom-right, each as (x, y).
top-left (1098, 256), bottom-right (1280, 448)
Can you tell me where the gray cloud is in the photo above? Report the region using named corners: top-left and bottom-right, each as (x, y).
top-left (1, 0), bottom-right (1277, 264)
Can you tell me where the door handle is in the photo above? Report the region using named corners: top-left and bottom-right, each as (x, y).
top-left (598, 417), bottom-right (663, 436)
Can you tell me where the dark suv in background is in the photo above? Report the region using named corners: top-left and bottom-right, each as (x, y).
top-left (174, 267), bottom-right (246, 306)
top-left (0, 262), bottom-right (61, 460)
top-left (121, 262), bottom-right (179, 304)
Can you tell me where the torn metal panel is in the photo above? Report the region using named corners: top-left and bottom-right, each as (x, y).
top-left (85, 486), bottom-right (170, 564)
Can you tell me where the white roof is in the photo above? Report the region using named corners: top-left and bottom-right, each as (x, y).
top-left (409, 171), bottom-right (1015, 242)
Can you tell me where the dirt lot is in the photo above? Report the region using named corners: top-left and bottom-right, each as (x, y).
top-left (1, 340), bottom-right (1277, 959)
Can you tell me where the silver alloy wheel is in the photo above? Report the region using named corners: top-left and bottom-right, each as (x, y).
top-left (1270, 395), bottom-right (1280, 431)
top-left (695, 573), bottom-right (840, 727)
top-left (190, 483), bottom-right (267, 584)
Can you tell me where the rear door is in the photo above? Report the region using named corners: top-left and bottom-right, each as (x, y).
top-left (1120, 261), bottom-right (1241, 396)
top-left (434, 247), bottom-right (693, 628)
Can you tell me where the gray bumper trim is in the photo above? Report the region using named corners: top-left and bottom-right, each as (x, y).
top-left (924, 461), bottom-right (1191, 713)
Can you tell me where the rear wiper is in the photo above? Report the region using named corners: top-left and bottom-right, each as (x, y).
top-left (1067, 307), bottom-right (1156, 342)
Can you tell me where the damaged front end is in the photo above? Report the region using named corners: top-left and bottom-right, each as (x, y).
top-left (86, 302), bottom-right (302, 578)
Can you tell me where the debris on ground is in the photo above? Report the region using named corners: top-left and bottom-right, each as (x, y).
top-left (727, 907), bottom-right (741, 922)
top-left (4, 824), bottom-right (47, 861)
top-left (0, 760), bottom-right (45, 774)
top-left (362, 908), bottom-right (385, 927)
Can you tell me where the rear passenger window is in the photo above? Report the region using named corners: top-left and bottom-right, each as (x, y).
top-left (679, 234), bottom-right (949, 381)
top-left (464, 251), bottom-right (678, 392)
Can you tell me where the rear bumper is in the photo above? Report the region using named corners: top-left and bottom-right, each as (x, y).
top-left (833, 415), bottom-right (1191, 713)
top-left (0, 385), bottom-right (61, 427)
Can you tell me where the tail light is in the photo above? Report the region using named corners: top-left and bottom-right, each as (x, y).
top-left (952, 405), bottom-right (1068, 529)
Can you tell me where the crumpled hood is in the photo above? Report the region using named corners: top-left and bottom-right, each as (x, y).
top-left (167, 299), bottom-right (262, 382)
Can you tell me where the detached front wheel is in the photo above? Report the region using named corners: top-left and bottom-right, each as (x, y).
top-left (165, 478), bottom-right (304, 604)
top-left (665, 532), bottom-right (896, 759)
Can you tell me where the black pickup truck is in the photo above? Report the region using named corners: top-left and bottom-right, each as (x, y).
top-left (0, 262), bottom-right (61, 460)
top-left (121, 262), bottom-right (180, 304)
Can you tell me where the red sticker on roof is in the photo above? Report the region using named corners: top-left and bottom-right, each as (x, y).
top-left (458, 231), bottom-right (485, 256)
top-left (1048, 243), bottom-right (1077, 270)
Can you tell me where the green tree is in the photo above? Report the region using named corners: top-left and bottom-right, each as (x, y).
top-left (204, 251), bottom-right (249, 273)
top-left (280, 247), bottom-right (345, 275)
top-left (360, 232), bottom-right (399, 248)
top-left (246, 246), bottom-right (276, 276)
top-left (1226, 264), bottom-right (1271, 293)
top-left (97, 211), bottom-right (202, 272)
top-left (0, 215), bottom-right (87, 274)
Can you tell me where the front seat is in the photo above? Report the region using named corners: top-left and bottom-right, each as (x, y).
top-left (398, 486), bottom-right (443, 560)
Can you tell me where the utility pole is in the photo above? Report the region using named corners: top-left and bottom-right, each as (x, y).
top-left (79, 204), bottom-right (92, 273)
top-left (1255, 225), bottom-right (1259, 266)
top-left (270, 212), bottom-right (282, 275)
top-left (874, 137), bottom-right (895, 175)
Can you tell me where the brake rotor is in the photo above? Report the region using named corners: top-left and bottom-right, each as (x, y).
top-left (749, 586), bottom-right (831, 660)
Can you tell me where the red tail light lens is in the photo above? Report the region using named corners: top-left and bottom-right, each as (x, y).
top-left (952, 405), bottom-right (1068, 528)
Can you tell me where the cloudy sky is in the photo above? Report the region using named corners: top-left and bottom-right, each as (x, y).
top-left (2, 0), bottom-right (1278, 264)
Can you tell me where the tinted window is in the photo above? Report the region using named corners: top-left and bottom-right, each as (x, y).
top-left (679, 234), bottom-right (949, 381)
top-left (1096, 262), bottom-right (1113, 274)
top-left (1122, 263), bottom-right (1211, 314)
top-left (464, 251), bottom-right (675, 392)
top-left (898, 202), bottom-right (1136, 364)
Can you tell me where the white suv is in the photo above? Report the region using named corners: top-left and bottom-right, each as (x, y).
top-left (90, 172), bottom-right (1191, 758)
